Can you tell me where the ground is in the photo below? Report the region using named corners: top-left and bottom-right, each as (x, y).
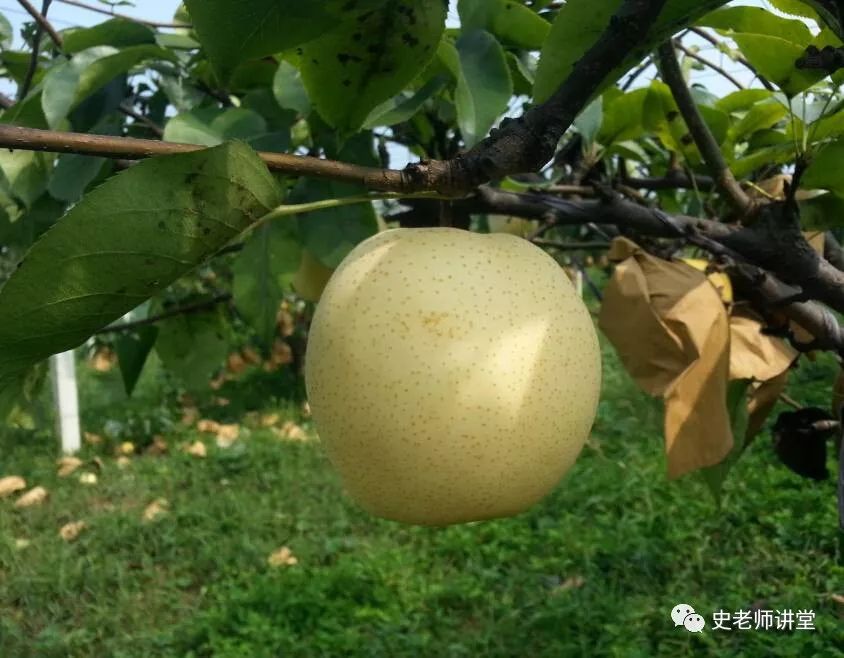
top-left (1, 334), bottom-right (843, 657)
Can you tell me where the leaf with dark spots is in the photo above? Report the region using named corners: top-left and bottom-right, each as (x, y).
top-left (185, 0), bottom-right (391, 78)
top-left (301, 0), bottom-right (446, 133)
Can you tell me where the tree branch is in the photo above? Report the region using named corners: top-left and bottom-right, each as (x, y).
top-left (403, 0), bottom-right (670, 194)
top-left (17, 0), bottom-right (63, 51)
top-left (0, 124), bottom-right (408, 191)
top-left (656, 40), bottom-right (752, 212)
top-left (466, 186), bottom-right (844, 354)
top-left (688, 26), bottom-right (775, 91)
top-left (18, 0), bottom-right (56, 101)
top-left (674, 40), bottom-right (743, 90)
top-left (56, 0), bottom-right (190, 29)
top-left (94, 294), bottom-right (232, 335)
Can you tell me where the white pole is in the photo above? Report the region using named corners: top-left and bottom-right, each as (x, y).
top-left (51, 350), bottom-right (81, 454)
top-left (575, 269), bottom-right (584, 298)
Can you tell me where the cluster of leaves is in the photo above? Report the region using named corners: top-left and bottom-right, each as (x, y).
top-left (0, 0), bottom-right (843, 490)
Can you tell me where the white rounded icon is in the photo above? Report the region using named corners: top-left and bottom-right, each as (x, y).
top-left (683, 613), bottom-right (706, 633)
top-left (671, 603), bottom-right (695, 627)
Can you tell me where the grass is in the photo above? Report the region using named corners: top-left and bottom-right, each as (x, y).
top-left (1, 340), bottom-right (843, 657)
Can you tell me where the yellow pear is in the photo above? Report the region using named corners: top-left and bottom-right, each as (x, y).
top-left (486, 214), bottom-right (538, 237)
top-left (305, 228), bottom-right (601, 525)
top-left (292, 249), bottom-right (335, 302)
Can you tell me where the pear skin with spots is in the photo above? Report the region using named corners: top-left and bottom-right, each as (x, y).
top-left (305, 228), bottom-right (602, 525)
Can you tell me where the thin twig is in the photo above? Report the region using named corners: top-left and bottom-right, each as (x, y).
top-left (674, 40), bottom-right (743, 90)
top-left (56, 0), bottom-right (190, 29)
top-left (18, 0), bottom-right (55, 101)
top-left (0, 124), bottom-right (410, 191)
top-left (688, 27), bottom-right (775, 91)
top-left (119, 103), bottom-right (164, 137)
top-left (94, 294), bottom-right (232, 335)
top-left (17, 0), bottom-right (63, 50)
top-left (656, 41), bottom-right (752, 213)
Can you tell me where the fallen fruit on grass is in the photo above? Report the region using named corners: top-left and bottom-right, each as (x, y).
top-left (305, 228), bottom-right (601, 525)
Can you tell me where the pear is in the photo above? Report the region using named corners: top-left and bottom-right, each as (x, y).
top-left (305, 228), bottom-right (601, 525)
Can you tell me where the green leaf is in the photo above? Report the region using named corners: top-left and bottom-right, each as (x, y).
top-left (731, 33), bottom-right (826, 97)
top-left (727, 100), bottom-right (788, 144)
top-left (0, 142), bottom-right (280, 395)
top-left (156, 309), bottom-right (229, 392)
top-left (701, 379), bottom-right (752, 502)
top-left (458, 0), bottom-right (550, 50)
top-left (294, 179), bottom-right (379, 269)
top-left (185, 0), bottom-right (391, 78)
top-left (164, 108), bottom-right (268, 147)
top-left (233, 221), bottom-right (302, 350)
top-left (803, 139), bottom-right (844, 195)
top-left (42, 45), bottom-right (174, 128)
top-left (62, 19), bottom-right (156, 54)
top-left (0, 150), bottom-right (52, 208)
top-left (715, 89), bottom-right (774, 114)
top-left (698, 6), bottom-right (812, 43)
top-left (48, 153), bottom-right (106, 203)
top-left (798, 192), bottom-right (844, 229)
top-left (301, 0), bottom-right (446, 133)
top-left (272, 61), bottom-right (311, 116)
top-left (0, 11), bottom-right (13, 49)
top-left (597, 88), bottom-right (648, 145)
top-left (731, 142), bottom-right (796, 178)
top-left (454, 30), bottom-right (513, 147)
top-left (363, 75), bottom-right (448, 129)
top-left (115, 324), bottom-right (158, 396)
top-left (533, 0), bottom-right (728, 103)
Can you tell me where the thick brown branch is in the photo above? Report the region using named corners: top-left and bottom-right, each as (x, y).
top-left (56, 0), bottom-right (190, 29)
top-left (404, 0), bottom-right (670, 194)
top-left (0, 124), bottom-right (408, 191)
top-left (656, 41), bottom-right (752, 213)
top-left (468, 187), bottom-right (844, 352)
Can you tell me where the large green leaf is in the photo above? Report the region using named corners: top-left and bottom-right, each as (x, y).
top-left (185, 0), bottom-right (391, 77)
top-left (458, 0), bottom-right (550, 50)
top-left (233, 221), bottom-right (301, 350)
top-left (300, 0), bottom-right (446, 133)
top-left (42, 45), bottom-right (174, 128)
top-left (0, 142), bottom-right (280, 396)
top-left (454, 30), bottom-right (513, 147)
top-left (533, 0), bottom-right (728, 103)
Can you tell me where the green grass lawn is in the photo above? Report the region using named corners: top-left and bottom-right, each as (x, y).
top-left (1, 339), bottom-right (843, 657)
